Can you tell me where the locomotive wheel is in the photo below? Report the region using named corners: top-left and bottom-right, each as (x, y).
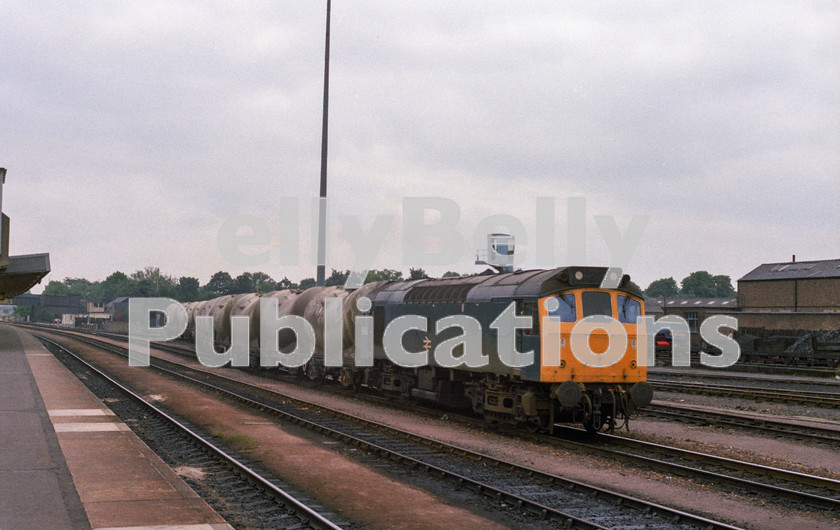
top-left (523, 421), bottom-right (540, 433)
top-left (523, 414), bottom-right (551, 433)
top-left (539, 413), bottom-right (551, 432)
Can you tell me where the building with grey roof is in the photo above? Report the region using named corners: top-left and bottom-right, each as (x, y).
top-left (739, 258), bottom-right (840, 313)
top-left (737, 257), bottom-right (840, 332)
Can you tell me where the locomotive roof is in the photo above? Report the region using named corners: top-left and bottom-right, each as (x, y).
top-left (373, 267), bottom-right (641, 304)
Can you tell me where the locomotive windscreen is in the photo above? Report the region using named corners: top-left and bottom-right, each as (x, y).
top-left (547, 294), bottom-right (577, 321)
top-left (617, 295), bottom-right (642, 323)
top-left (581, 291), bottom-right (612, 317)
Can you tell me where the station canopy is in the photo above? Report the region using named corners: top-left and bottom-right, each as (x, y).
top-left (0, 253), bottom-right (50, 301)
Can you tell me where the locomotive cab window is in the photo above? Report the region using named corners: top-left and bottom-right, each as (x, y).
top-left (617, 295), bottom-right (641, 323)
top-left (547, 294), bottom-right (576, 321)
top-left (581, 291), bottom-right (612, 318)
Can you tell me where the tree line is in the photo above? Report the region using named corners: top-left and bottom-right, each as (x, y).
top-left (39, 266), bottom-right (458, 304)
top-left (644, 271), bottom-right (735, 299)
top-left (38, 266), bottom-right (734, 305)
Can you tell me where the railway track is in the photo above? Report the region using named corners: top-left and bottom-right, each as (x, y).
top-left (654, 354), bottom-right (838, 374)
top-left (648, 369), bottom-right (840, 389)
top-left (36, 334), bottom-right (344, 530)
top-left (641, 403), bottom-right (840, 445)
top-left (35, 327), bottom-right (736, 529)
top-left (31, 326), bottom-right (840, 515)
top-left (650, 380), bottom-right (840, 408)
top-left (545, 426), bottom-right (840, 512)
top-left (72, 327), bottom-right (840, 448)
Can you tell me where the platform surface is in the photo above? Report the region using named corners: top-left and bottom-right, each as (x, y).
top-left (0, 324), bottom-right (231, 529)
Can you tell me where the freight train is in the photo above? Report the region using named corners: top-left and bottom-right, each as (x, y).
top-left (182, 266), bottom-right (653, 433)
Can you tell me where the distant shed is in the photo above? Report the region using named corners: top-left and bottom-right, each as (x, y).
top-left (737, 258), bottom-right (840, 332)
top-left (105, 296), bottom-right (130, 322)
top-left (658, 297), bottom-right (738, 351)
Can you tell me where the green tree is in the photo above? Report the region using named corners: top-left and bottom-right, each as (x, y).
top-left (409, 268), bottom-right (429, 280)
top-left (64, 278), bottom-right (98, 299)
top-left (195, 287), bottom-right (218, 301)
top-left (42, 280), bottom-right (70, 296)
top-left (365, 269), bottom-right (403, 283)
top-left (645, 277), bottom-right (680, 298)
top-left (711, 275), bottom-right (736, 297)
top-left (101, 271), bottom-right (139, 302)
top-left (131, 267), bottom-right (178, 298)
top-left (205, 271), bottom-right (234, 296)
top-left (680, 271), bottom-right (718, 298)
top-left (276, 277), bottom-right (295, 290)
top-left (39, 309), bottom-right (58, 323)
top-left (85, 282), bottom-right (107, 301)
top-left (13, 305), bottom-right (31, 320)
top-left (177, 277), bottom-right (200, 302)
top-left (232, 272), bottom-right (255, 294)
top-left (325, 269), bottom-right (349, 287)
top-left (251, 272), bottom-right (277, 293)
top-left (442, 271), bottom-right (462, 278)
top-left (42, 277), bottom-right (107, 300)
top-left (298, 277), bottom-right (316, 289)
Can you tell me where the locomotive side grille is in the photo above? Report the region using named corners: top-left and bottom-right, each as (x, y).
top-left (404, 283), bottom-right (476, 304)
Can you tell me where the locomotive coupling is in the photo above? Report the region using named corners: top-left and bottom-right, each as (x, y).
top-left (555, 380), bottom-right (583, 408)
top-left (628, 382), bottom-right (653, 408)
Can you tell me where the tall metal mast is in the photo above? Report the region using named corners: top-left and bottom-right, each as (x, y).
top-left (316, 0), bottom-right (331, 286)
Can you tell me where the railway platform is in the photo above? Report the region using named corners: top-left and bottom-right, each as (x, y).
top-left (0, 323), bottom-right (231, 529)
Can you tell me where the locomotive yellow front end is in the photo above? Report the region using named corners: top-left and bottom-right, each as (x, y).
top-left (538, 285), bottom-right (653, 432)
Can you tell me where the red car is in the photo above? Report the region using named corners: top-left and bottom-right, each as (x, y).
top-left (655, 330), bottom-right (672, 352)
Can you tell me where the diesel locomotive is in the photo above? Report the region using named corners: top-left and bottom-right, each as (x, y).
top-left (183, 266), bottom-right (653, 433)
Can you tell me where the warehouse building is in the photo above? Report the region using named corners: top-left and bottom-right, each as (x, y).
top-left (737, 257), bottom-right (840, 332)
top-left (654, 297), bottom-right (738, 351)
top-left (12, 293), bottom-right (85, 322)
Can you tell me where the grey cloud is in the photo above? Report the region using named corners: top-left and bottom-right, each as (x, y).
top-left (0, 1), bottom-right (837, 289)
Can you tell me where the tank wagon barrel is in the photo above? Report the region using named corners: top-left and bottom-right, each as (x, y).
top-left (227, 292), bottom-right (262, 350)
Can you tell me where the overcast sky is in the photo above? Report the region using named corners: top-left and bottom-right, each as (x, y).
top-left (2, 1), bottom-right (838, 293)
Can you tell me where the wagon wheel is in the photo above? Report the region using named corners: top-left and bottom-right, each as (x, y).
top-left (306, 361), bottom-right (325, 385)
top-left (352, 371), bottom-right (365, 393)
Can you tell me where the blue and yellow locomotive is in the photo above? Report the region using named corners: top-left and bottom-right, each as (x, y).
top-left (361, 266), bottom-right (652, 432)
top-left (184, 266), bottom-right (653, 433)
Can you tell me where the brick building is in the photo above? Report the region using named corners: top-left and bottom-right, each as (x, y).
top-left (737, 258), bottom-right (840, 332)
